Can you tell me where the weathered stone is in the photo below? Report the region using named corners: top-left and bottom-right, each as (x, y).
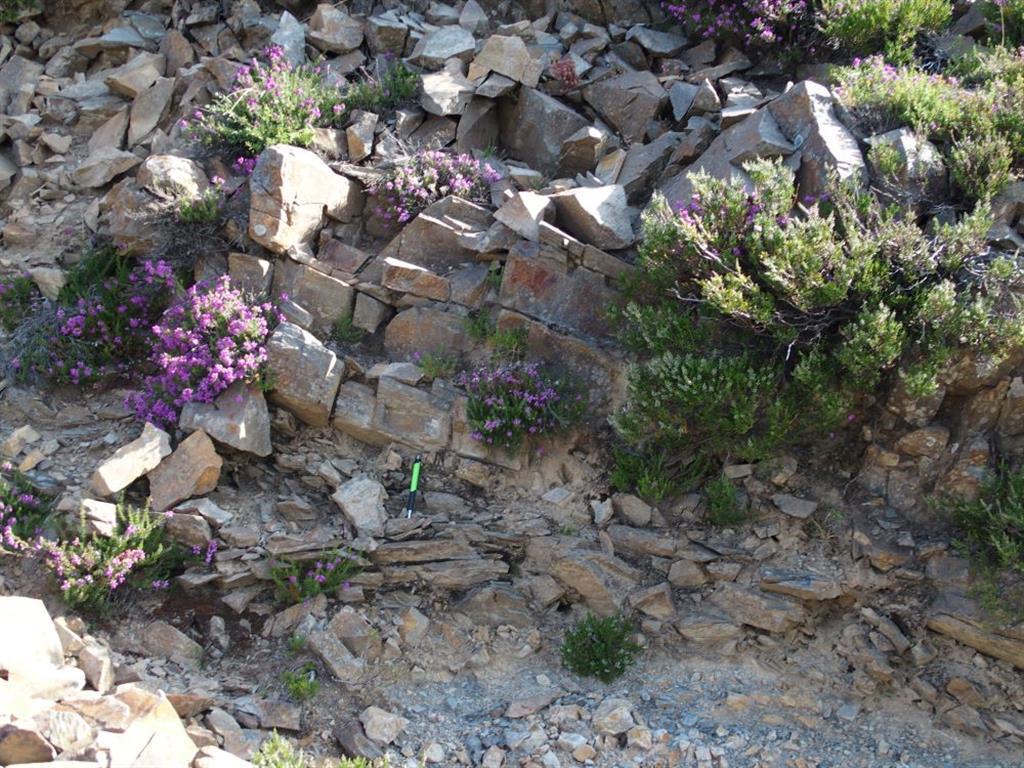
top-left (468, 35), bottom-right (542, 87)
top-left (592, 698), bottom-right (634, 736)
top-left (272, 260), bottom-right (355, 333)
top-left (458, 584), bottom-right (533, 627)
top-left (80, 498), bottom-right (118, 537)
top-left (249, 145), bottom-right (364, 255)
top-left (333, 381), bottom-right (383, 445)
top-left (128, 76), bottom-right (173, 145)
top-left (147, 430), bottom-right (222, 512)
top-left (895, 425), bottom-right (950, 458)
top-left (141, 621), bottom-right (203, 669)
top-left (271, 10), bottom-right (307, 67)
top-left (628, 582), bottom-right (675, 619)
top-left (866, 128), bottom-right (946, 210)
top-left (551, 185), bottom-right (634, 249)
top-left (164, 510), bottom-right (213, 549)
top-left (266, 323), bottom-right (344, 427)
top-left (332, 476), bottom-right (388, 538)
top-left (137, 154), bottom-right (208, 200)
top-left (308, 4), bottom-right (364, 53)
top-left (180, 382), bottom-right (272, 457)
top-left (493, 191), bottom-right (554, 241)
top-left (91, 422), bottom-right (172, 497)
top-left (0, 597), bottom-right (63, 683)
top-left (612, 494), bottom-right (652, 527)
top-left (710, 583), bottom-right (806, 633)
top-left (455, 95), bottom-right (499, 151)
top-left (606, 525), bottom-right (676, 558)
top-left (39, 708), bottom-right (93, 754)
top-left (366, 14), bottom-right (408, 56)
top-left (382, 257), bottom-right (450, 301)
top-left (104, 52), bottom-right (165, 97)
top-left (72, 146), bottom-right (142, 188)
top-left (421, 69), bottom-right (475, 116)
top-left (618, 131), bottom-right (683, 203)
top-left (525, 538), bottom-right (640, 616)
top-left (371, 377), bottom-right (451, 452)
top-left (79, 642), bottom-right (115, 694)
top-left (410, 26), bottom-right (476, 69)
top-left (328, 607), bottom-right (381, 658)
top-left (927, 612), bottom-right (1024, 669)
top-left (384, 306), bottom-right (470, 361)
top-left (0, 724), bottom-right (56, 764)
top-left (583, 70), bottom-right (667, 144)
top-left (760, 569), bottom-right (843, 601)
top-left (107, 685), bottom-right (202, 767)
top-left (346, 110), bottom-right (377, 162)
top-left (376, 196), bottom-right (491, 271)
top-left (668, 559), bottom-right (707, 588)
top-left (499, 87), bottom-right (589, 175)
top-left (771, 493), bottom-right (818, 519)
top-left (359, 707), bottom-right (408, 746)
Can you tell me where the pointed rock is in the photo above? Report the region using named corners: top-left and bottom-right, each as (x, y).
top-left (179, 382), bottom-right (272, 457)
top-left (91, 422), bottom-right (172, 497)
top-left (147, 430), bottom-right (222, 512)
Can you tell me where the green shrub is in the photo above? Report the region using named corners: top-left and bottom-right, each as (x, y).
top-left (986, 0), bottom-right (1024, 47)
top-left (270, 549), bottom-right (361, 604)
top-left (0, 0), bottom-right (36, 22)
top-left (286, 633), bottom-right (308, 654)
top-left (704, 476), bottom-right (747, 526)
top-left (281, 663), bottom-right (319, 702)
top-left (413, 350), bottom-right (457, 380)
top-left (178, 187), bottom-right (223, 224)
top-left (950, 132), bottom-right (1015, 202)
top-left (561, 613), bottom-right (642, 683)
top-left (344, 59), bottom-right (419, 112)
top-left (820, 0), bottom-right (952, 63)
top-left (949, 464), bottom-right (1024, 572)
top-left (332, 314), bottom-right (365, 344)
top-left (464, 311), bottom-right (496, 341)
top-left (616, 159), bottom-right (1023, 474)
top-left (0, 274), bottom-right (37, 332)
top-left (489, 326), bottom-right (528, 360)
top-left (253, 732), bottom-right (308, 768)
top-left (610, 447), bottom-right (707, 503)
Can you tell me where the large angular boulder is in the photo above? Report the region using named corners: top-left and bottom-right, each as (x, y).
top-left (266, 322), bottom-right (344, 427)
top-left (468, 35), bottom-right (542, 87)
top-left (550, 185), bottom-right (635, 249)
top-left (147, 430), bottom-right (222, 512)
top-left (91, 422), bottom-right (172, 497)
top-left (137, 154), bottom-right (209, 200)
top-left (332, 476), bottom-right (388, 538)
top-left (249, 145), bottom-right (364, 255)
top-left (583, 70), bottom-right (667, 144)
top-left (271, 260), bottom-right (355, 333)
top-left (499, 88), bottom-right (590, 175)
top-left (307, 4), bottom-right (364, 53)
top-left (410, 26), bottom-right (476, 68)
top-left (72, 146), bottom-right (142, 188)
top-left (179, 382), bottom-right (272, 457)
top-left (128, 76), bottom-right (174, 145)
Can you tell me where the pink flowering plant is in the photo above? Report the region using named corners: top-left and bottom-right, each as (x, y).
top-left (0, 464), bottom-right (49, 554)
top-left (182, 44), bottom-right (345, 154)
top-left (39, 502), bottom-right (186, 612)
top-left (7, 251), bottom-right (175, 387)
top-left (456, 361), bottom-right (586, 451)
top-left (128, 275), bottom-right (278, 429)
top-left (270, 549), bottom-right (361, 604)
top-left (663, 0), bottom-right (810, 47)
top-left (369, 150), bottom-right (502, 224)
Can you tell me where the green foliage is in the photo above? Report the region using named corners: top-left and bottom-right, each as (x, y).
top-left (835, 56), bottom-right (1023, 205)
top-left (561, 613), bottom-right (642, 683)
top-left (178, 188), bottom-right (223, 224)
top-left (464, 311), bottom-right (496, 341)
top-left (867, 141), bottom-right (904, 181)
top-left (703, 476), bottom-right (747, 526)
top-left (0, 274), bottom-right (37, 332)
top-left (489, 326), bottom-right (528, 360)
top-left (42, 501), bottom-right (186, 612)
top-left (332, 314), bottom-right (365, 344)
top-left (0, 466), bottom-right (51, 550)
top-left (617, 159), bottom-right (1023, 476)
top-left (0, 0), bottom-right (36, 22)
top-left (950, 132), bottom-right (1014, 203)
top-left (270, 549), bottom-right (361, 604)
top-left (344, 59), bottom-right (419, 112)
top-left (253, 732), bottom-right (308, 768)
top-left (949, 464), bottom-right (1024, 572)
top-left (286, 633), bottom-right (308, 654)
top-left (414, 351), bottom-right (457, 381)
top-left (820, 0), bottom-right (951, 63)
top-left (281, 663), bottom-right (319, 702)
top-left (986, 0), bottom-right (1024, 47)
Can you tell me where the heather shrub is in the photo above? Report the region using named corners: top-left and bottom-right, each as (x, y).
top-left (617, 159), bottom-right (1023, 471)
top-left (704, 475), bottom-right (747, 526)
top-left (820, 0), bottom-right (951, 63)
top-left (664, 0), bottom-right (810, 47)
top-left (183, 44), bottom-right (345, 154)
top-left (40, 502), bottom-right (184, 612)
top-left (948, 464), bottom-right (1024, 572)
top-left (834, 55), bottom-right (1023, 203)
top-left (561, 613), bottom-right (642, 683)
top-left (281, 664), bottom-right (319, 702)
top-left (369, 150), bottom-right (501, 224)
top-left (252, 732), bottom-right (308, 768)
top-left (8, 253), bottom-right (175, 386)
top-left (0, 465), bottom-right (49, 552)
top-left (127, 275), bottom-right (278, 429)
top-left (344, 58), bottom-right (419, 112)
top-left (270, 549), bottom-right (360, 604)
top-left (456, 361), bottom-right (585, 451)
top-left (0, 274), bottom-right (37, 332)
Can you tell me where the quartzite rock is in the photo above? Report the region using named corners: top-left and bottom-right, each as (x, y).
top-left (551, 185), bottom-right (635, 249)
top-left (142, 620), bottom-right (203, 669)
top-left (307, 4), bottom-right (364, 53)
top-left (249, 145), bottom-right (364, 255)
top-left (359, 707), bottom-right (408, 746)
top-left (147, 430), bottom-right (222, 512)
top-left (137, 154), bottom-right (209, 200)
top-left (91, 422), bottom-right (172, 496)
top-left (410, 26), bottom-right (476, 68)
top-left (179, 382), bottom-right (272, 457)
top-left (73, 146), bottom-right (143, 188)
top-left (710, 582), bottom-right (807, 633)
top-left (128, 76), bottom-right (174, 145)
top-left (583, 70), bottom-right (667, 144)
top-left (468, 35), bottom-right (542, 87)
top-left (499, 87), bottom-right (590, 175)
top-left (332, 476), bottom-right (388, 538)
top-left (266, 322), bottom-right (344, 427)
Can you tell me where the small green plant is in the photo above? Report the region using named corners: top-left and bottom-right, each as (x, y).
top-left (561, 612), bottom-right (642, 683)
top-left (464, 311), bottom-right (496, 341)
top-left (610, 447), bottom-right (705, 504)
top-left (0, 274), bottom-right (37, 332)
top-left (270, 549), bottom-right (361, 604)
top-left (0, 465), bottom-right (51, 553)
top-left (0, 0), bottom-right (37, 22)
top-left (178, 186), bottom-right (223, 224)
top-left (486, 265), bottom-right (503, 292)
top-left (286, 633), bottom-right (308, 654)
top-left (948, 464), bottom-right (1024, 572)
top-left (413, 350), bottom-right (457, 381)
top-left (867, 141), bottom-right (904, 181)
top-left (489, 326), bottom-right (528, 360)
top-left (332, 314), bottom-right (365, 344)
top-left (281, 663), bottom-right (319, 702)
top-left (820, 0), bottom-right (951, 63)
top-left (253, 731), bottom-right (308, 768)
top-left (338, 758), bottom-right (392, 768)
top-left (703, 475), bottom-right (747, 527)
top-left (949, 132), bottom-right (1015, 203)
top-left (344, 59), bottom-right (420, 112)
